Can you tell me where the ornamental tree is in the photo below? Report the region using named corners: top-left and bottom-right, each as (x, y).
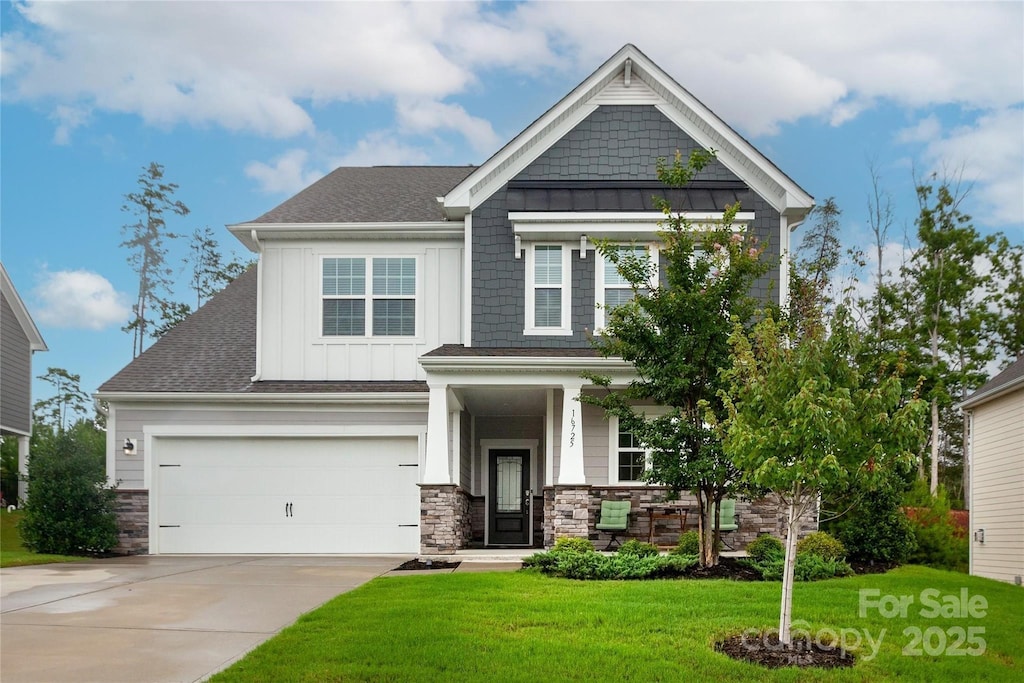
top-left (583, 149), bottom-right (771, 567)
top-left (719, 307), bottom-right (926, 645)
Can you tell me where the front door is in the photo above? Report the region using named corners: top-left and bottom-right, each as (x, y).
top-left (488, 449), bottom-right (531, 546)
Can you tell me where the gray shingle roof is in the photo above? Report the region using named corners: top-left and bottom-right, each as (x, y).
top-left (963, 355), bottom-right (1024, 408)
top-left (99, 268), bottom-right (258, 393)
top-left (247, 166), bottom-right (476, 224)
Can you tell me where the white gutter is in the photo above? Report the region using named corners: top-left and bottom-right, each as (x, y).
top-left (960, 372), bottom-right (1024, 410)
top-left (94, 391), bottom-right (429, 405)
top-left (227, 222), bottom-right (463, 250)
top-left (418, 355), bottom-right (632, 373)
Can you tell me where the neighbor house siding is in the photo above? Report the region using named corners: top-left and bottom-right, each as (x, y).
top-left (0, 292), bottom-right (32, 435)
top-left (111, 405), bottom-right (427, 489)
top-left (259, 239), bottom-right (463, 381)
top-left (971, 389), bottom-right (1024, 584)
top-left (470, 105), bottom-right (781, 347)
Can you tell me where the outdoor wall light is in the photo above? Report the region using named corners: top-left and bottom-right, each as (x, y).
top-left (123, 438), bottom-right (137, 456)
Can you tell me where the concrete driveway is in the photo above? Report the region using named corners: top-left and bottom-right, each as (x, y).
top-left (1, 555), bottom-right (406, 683)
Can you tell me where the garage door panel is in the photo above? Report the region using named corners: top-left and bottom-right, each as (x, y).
top-left (155, 436), bottom-right (420, 554)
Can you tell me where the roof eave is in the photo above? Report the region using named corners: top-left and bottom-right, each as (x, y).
top-left (96, 390), bottom-right (430, 405)
top-left (418, 355), bottom-right (633, 373)
top-left (960, 373), bottom-right (1024, 410)
top-left (227, 221), bottom-right (464, 250)
top-left (0, 263), bottom-right (48, 352)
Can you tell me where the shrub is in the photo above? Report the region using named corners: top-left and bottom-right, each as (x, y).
top-left (617, 539), bottom-right (659, 558)
top-left (904, 481), bottom-right (968, 573)
top-left (746, 534), bottom-right (784, 563)
top-left (19, 424), bottom-right (118, 555)
top-left (552, 536), bottom-right (595, 553)
top-left (826, 479), bottom-right (917, 565)
top-left (796, 531), bottom-right (845, 561)
top-left (671, 530), bottom-right (701, 556)
top-left (746, 554), bottom-right (854, 582)
top-left (521, 544), bottom-right (697, 580)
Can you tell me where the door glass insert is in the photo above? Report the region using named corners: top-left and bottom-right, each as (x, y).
top-left (495, 455), bottom-right (522, 512)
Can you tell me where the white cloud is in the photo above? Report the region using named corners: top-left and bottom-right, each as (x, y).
top-left (896, 115), bottom-right (943, 145)
top-left (48, 104), bottom-right (90, 145)
top-left (396, 99), bottom-right (501, 153)
top-left (6, 1), bottom-right (1020, 143)
top-left (33, 270), bottom-right (130, 331)
top-left (331, 132), bottom-right (431, 168)
top-left (245, 149), bottom-right (325, 195)
top-left (915, 107), bottom-right (1024, 226)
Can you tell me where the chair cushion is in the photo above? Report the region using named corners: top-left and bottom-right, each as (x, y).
top-left (595, 500), bottom-right (630, 530)
top-left (717, 499), bottom-right (738, 531)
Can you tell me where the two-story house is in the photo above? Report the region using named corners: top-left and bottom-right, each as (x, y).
top-left (1, 262), bottom-right (48, 504)
top-left (98, 44), bottom-right (815, 555)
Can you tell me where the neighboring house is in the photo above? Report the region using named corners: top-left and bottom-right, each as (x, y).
top-left (0, 262), bottom-right (48, 503)
top-left (962, 356), bottom-right (1024, 585)
top-left (97, 44), bottom-right (815, 555)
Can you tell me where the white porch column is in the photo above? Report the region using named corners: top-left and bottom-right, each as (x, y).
top-left (557, 378), bottom-right (586, 485)
top-left (423, 382), bottom-right (452, 484)
top-left (17, 435), bottom-right (29, 502)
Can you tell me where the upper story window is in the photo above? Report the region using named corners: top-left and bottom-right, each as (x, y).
top-left (595, 244), bottom-right (658, 330)
top-left (524, 244), bottom-right (572, 335)
top-left (322, 256), bottom-right (417, 337)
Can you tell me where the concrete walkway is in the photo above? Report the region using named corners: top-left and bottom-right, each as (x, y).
top-left (1, 555), bottom-right (406, 683)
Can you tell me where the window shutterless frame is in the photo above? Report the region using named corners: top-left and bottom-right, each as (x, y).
top-left (524, 243), bottom-right (573, 336)
top-left (594, 243), bottom-right (659, 331)
top-left (320, 255), bottom-right (420, 338)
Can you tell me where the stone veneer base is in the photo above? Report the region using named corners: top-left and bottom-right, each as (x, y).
top-left (114, 489), bottom-right (149, 555)
top-left (419, 484), bottom-right (472, 555)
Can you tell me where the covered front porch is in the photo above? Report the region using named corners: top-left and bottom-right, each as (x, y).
top-left (416, 349), bottom-right (812, 555)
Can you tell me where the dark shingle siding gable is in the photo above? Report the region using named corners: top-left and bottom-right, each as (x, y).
top-left (249, 166), bottom-right (476, 224)
top-left (99, 268), bottom-right (258, 393)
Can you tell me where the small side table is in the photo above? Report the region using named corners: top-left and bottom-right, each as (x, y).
top-left (646, 505), bottom-right (697, 545)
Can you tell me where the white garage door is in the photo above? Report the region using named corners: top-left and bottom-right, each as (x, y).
top-left (155, 436), bottom-right (420, 554)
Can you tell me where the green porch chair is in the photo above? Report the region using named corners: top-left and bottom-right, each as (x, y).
top-left (714, 499), bottom-right (739, 549)
top-left (595, 500), bottom-right (632, 550)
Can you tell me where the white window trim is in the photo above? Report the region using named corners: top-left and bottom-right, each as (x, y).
top-left (524, 243), bottom-right (573, 336)
top-left (607, 407), bottom-right (671, 485)
top-left (319, 255), bottom-right (422, 340)
top-left (594, 243), bottom-right (659, 332)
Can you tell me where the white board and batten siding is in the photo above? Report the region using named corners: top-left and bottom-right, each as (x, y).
top-left (259, 239), bottom-right (463, 382)
top-left (970, 390), bottom-right (1024, 584)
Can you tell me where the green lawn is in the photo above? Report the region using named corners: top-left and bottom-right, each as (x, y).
top-left (0, 509), bottom-right (86, 568)
top-left (212, 565), bottom-right (1021, 682)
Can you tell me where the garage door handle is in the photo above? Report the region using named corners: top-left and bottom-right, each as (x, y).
top-left (398, 524), bottom-right (418, 527)
top-left (285, 502), bottom-right (293, 518)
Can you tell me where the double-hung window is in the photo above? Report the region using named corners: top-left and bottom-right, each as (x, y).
top-left (525, 244), bottom-right (572, 335)
top-left (609, 416), bottom-right (651, 485)
top-left (595, 244), bottom-right (656, 330)
top-left (322, 256), bottom-right (416, 337)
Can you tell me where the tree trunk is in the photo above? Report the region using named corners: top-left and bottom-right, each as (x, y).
top-left (930, 397), bottom-right (940, 494)
top-left (779, 489), bottom-right (800, 646)
top-left (962, 411), bottom-right (970, 509)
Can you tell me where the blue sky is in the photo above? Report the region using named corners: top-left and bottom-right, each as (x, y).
top-left (1, 1), bottom-right (1022, 405)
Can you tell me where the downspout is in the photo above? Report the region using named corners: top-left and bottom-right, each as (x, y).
top-left (250, 229), bottom-right (265, 383)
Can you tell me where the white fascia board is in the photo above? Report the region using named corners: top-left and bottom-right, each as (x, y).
top-left (960, 374), bottom-right (1024, 410)
top-left (510, 211), bottom-right (755, 224)
top-left (418, 355), bottom-right (632, 373)
top-left (227, 222), bottom-right (463, 250)
top-left (0, 263), bottom-right (48, 351)
top-left (95, 391), bottom-right (429, 406)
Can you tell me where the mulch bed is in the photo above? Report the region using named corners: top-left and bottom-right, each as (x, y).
top-left (395, 559), bottom-right (461, 571)
top-left (849, 560), bottom-right (897, 575)
top-left (683, 556), bottom-right (764, 581)
top-left (716, 632), bottom-right (856, 669)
